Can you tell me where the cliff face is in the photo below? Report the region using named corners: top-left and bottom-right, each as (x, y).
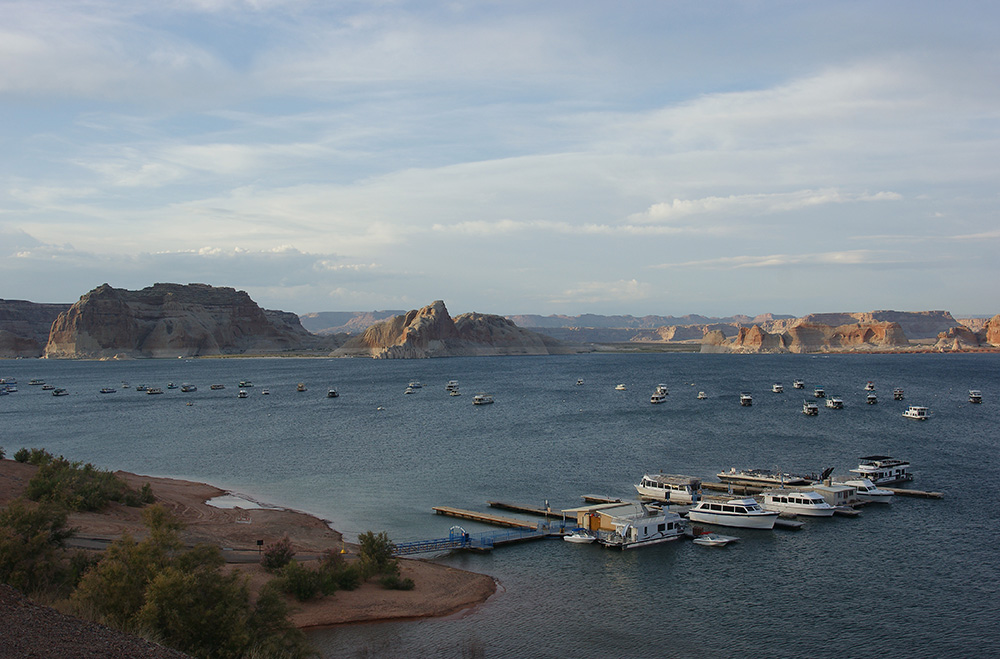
top-left (333, 300), bottom-right (569, 358)
top-left (43, 283), bottom-right (332, 359)
top-left (0, 299), bottom-right (72, 357)
top-left (709, 321), bottom-right (909, 353)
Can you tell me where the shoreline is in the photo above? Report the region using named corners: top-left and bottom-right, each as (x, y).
top-left (0, 459), bottom-right (498, 629)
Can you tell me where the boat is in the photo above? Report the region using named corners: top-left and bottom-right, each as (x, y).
top-left (614, 384), bottom-right (626, 391)
top-left (408, 381), bottom-right (423, 389)
top-left (760, 490), bottom-right (836, 517)
top-left (893, 388), bottom-right (904, 400)
top-left (634, 474), bottom-right (702, 504)
top-left (740, 392), bottom-right (752, 406)
top-left (327, 388), bottom-right (339, 398)
top-left (692, 532), bottom-right (738, 547)
top-left (813, 387), bottom-right (825, 398)
top-left (237, 389), bottom-right (249, 398)
top-left (180, 384), bottom-right (197, 392)
top-left (100, 387), bottom-right (117, 394)
top-left (792, 379), bottom-right (805, 389)
top-left (650, 391), bottom-right (667, 404)
top-left (697, 391), bottom-right (708, 400)
top-left (121, 382), bottom-right (129, 389)
top-left (969, 390), bottom-right (982, 404)
top-left (238, 380), bottom-right (253, 388)
top-left (717, 467), bottom-right (824, 487)
top-left (167, 382), bottom-right (178, 389)
top-left (864, 381), bottom-right (875, 391)
top-left (404, 386), bottom-right (416, 394)
top-left (825, 397), bottom-right (844, 409)
top-left (576, 378), bottom-right (584, 386)
top-left (802, 400), bottom-right (819, 416)
top-left (772, 383), bottom-right (783, 393)
top-left (841, 478), bottom-right (893, 503)
top-left (261, 388), bottom-right (269, 395)
top-left (902, 405), bottom-right (929, 420)
top-left (563, 531), bottom-right (596, 544)
top-left (146, 387), bottom-right (164, 395)
top-left (41, 384), bottom-right (55, 390)
top-left (51, 388), bottom-right (68, 396)
top-left (687, 497), bottom-right (779, 529)
top-left (446, 380), bottom-right (460, 392)
top-left (655, 384), bottom-right (669, 395)
top-left (598, 507), bottom-right (686, 549)
top-left (296, 383), bottom-right (307, 392)
top-left (867, 392), bottom-right (878, 405)
top-left (449, 389), bottom-right (461, 396)
top-left (472, 393), bottom-right (494, 405)
top-left (28, 379), bottom-right (44, 386)
top-left (210, 384), bottom-right (225, 390)
top-left (135, 385), bottom-right (147, 392)
top-left (849, 456), bottom-right (913, 485)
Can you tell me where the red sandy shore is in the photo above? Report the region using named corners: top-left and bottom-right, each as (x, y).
top-left (0, 459), bottom-right (497, 628)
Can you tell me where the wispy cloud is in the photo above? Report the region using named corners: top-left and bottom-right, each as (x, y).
top-left (549, 279), bottom-right (653, 305)
top-left (631, 190), bottom-right (902, 224)
top-left (653, 250), bottom-right (909, 270)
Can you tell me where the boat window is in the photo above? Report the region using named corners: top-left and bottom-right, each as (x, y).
top-left (709, 503), bottom-right (721, 511)
top-left (723, 505), bottom-right (735, 513)
top-left (657, 523), bottom-right (666, 532)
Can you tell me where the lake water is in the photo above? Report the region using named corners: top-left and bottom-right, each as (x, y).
top-left (1, 353), bottom-right (998, 658)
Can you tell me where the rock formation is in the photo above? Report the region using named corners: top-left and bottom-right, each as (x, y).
top-left (332, 300), bottom-right (572, 358)
top-left (0, 299), bottom-right (71, 357)
top-left (43, 283), bottom-right (334, 359)
top-left (703, 321), bottom-right (909, 353)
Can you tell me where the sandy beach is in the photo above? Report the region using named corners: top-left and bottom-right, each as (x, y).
top-left (0, 459), bottom-right (497, 628)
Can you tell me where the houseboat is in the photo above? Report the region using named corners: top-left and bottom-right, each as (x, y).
top-left (969, 390), bottom-right (982, 404)
top-left (99, 388), bottom-right (117, 394)
top-left (146, 387), bottom-right (164, 395)
top-left (864, 381), bottom-right (875, 391)
top-left (849, 455), bottom-right (913, 485)
top-left (687, 497), bottom-right (779, 529)
top-left (760, 490), bottom-right (836, 517)
top-left (210, 384), bottom-right (225, 390)
top-left (181, 384), bottom-right (197, 392)
top-left (740, 392), bottom-right (753, 406)
top-left (802, 400), bottom-right (819, 416)
top-left (867, 392), bottom-right (878, 405)
top-left (237, 389), bottom-right (249, 398)
top-left (813, 387), bottom-right (826, 398)
top-left (472, 393), bottom-right (494, 405)
top-left (327, 388), bottom-right (339, 398)
top-left (446, 380), bottom-right (460, 392)
top-left (893, 388), bottom-right (905, 400)
top-left (634, 474), bottom-right (702, 504)
top-left (772, 383), bottom-right (783, 393)
top-left (655, 384), bottom-right (669, 396)
top-left (570, 502), bottom-right (685, 549)
top-left (902, 405), bottom-right (930, 420)
top-left (52, 388), bottom-right (68, 396)
top-left (650, 391), bottom-right (667, 404)
top-left (825, 397), bottom-right (844, 410)
top-left (792, 379), bottom-right (805, 389)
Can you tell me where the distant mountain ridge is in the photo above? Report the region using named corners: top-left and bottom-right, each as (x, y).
top-left (504, 312), bottom-right (796, 329)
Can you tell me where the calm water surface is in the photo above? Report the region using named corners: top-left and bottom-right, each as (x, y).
top-left (1, 354), bottom-right (997, 658)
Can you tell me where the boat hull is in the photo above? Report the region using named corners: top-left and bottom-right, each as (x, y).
top-left (687, 509), bottom-right (778, 529)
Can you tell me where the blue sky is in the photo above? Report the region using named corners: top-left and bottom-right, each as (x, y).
top-left (1, 1), bottom-right (998, 317)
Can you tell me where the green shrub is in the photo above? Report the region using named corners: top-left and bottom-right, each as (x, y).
top-left (378, 574), bottom-right (414, 591)
top-left (0, 446), bottom-right (4, 460)
top-left (260, 534), bottom-right (295, 571)
top-left (277, 561), bottom-right (321, 602)
top-left (357, 531), bottom-right (398, 580)
top-left (23, 454), bottom-right (145, 512)
top-left (0, 499), bottom-right (75, 596)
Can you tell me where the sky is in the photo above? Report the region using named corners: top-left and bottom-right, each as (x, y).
top-left (1, 0), bottom-right (998, 318)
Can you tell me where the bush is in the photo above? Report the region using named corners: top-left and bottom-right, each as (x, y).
top-left (357, 531), bottom-right (398, 580)
top-left (260, 534), bottom-right (295, 571)
top-left (14, 447), bottom-right (53, 465)
top-left (277, 561), bottom-right (321, 602)
top-left (378, 574), bottom-right (415, 591)
top-left (0, 499), bottom-right (75, 596)
top-left (23, 454), bottom-right (146, 512)
top-left (0, 446), bottom-right (4, 460)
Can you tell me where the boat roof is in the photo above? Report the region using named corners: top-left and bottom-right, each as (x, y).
top-left (641, 474), bottom-right (702, 485)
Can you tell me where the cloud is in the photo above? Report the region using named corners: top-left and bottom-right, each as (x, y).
top-left (631, 189), bottom-right (902, 223)
top-left (549, 279), bottom-right (653, 305)
top-left (652, 250), bottom-right (921, 270)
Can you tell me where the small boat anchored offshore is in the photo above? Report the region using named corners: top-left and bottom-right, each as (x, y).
top-left (893, 388), bottom-right (905, 401)
top-left (740, 392), bottom-right (753, 406)
top-left (792, 379), bottom-right (805, 389)
top-left (969, 390), bottom-right (983, 404)
top-left (802, 400), bottom-right (819, 416)
top-left (472, 393), bottom-right (494, 405)
top-left (825, 397), bottom-right (844, 410)
top-left (772, 383), bottom-right (783, 393)
top-left (867, 392), bottom-right (878, 405)
top-left (902, 405), bottom-right (929, 420)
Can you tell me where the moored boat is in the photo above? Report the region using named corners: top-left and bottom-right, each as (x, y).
top-left (849, 455), bottom-right (913, 485)
top-left (772, 383), bottom-right (783, 393)
top-left (614, 384), bottom-right (626, 391)
top-left (146, 387), bottom-right (164, 395)
top-left (597, 506), bottom-right (686, 549)
top-left (181, 384), bottom-right (197, 392)
top-left (563, 531), bottom-right (595, 544)
top-left (237, 389), bottom-right (249, 398)
top-left (969, 390), bottom-right (982, 404)
top-left (41, 384), bottom-right (55, 390)
top-left (893, 387), bottom-right (904, 400)
top-left (687, 497), bottom-right (779, 529)
top-left (692, 532), bottom-right (738, 547)
top-left (210, 384), bottom-right (225, 390)
top-left (760, 490), bottom-right (836, 517)
top-left (867, 392), bottom-right (878, 405)
top-left (446, 380), bottom-right (460, 392)
top-left (740, 392), bottom-right (752, 406)
top-left (296, 383), bottom-right (307, 392)
top-left (697, 391), bottom-right (708, 400)
top-left (52, 388), bottom-right (68, 396)
top-left (99, 387), bottom-right (117, 394)
top-left (841, 478), bottom-right (893, 503)
top-left (902, 405), bottom-right (929, 420)
top-left (717, 467), bottom-right (823, 487)
top-left (634, 473), bottom-right (702, 504)
top-left (327, 388), bottom-right (339, 398)
top-left (792, 379), bottom-right (805, 389)
top-left (813, 387), bottom-right (825, 398)
top-left (864, 381), bottom-right (875, 391)
top-left (802, 400), bottom-right (818, 415)
top-left (650, 391), bottom-right (667, 404)
top-left (825, 397), bottom-right (844, 409)
top-left (472, 393), bottom-right (494, 405)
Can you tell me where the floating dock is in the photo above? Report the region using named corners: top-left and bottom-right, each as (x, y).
top-left (581, 494), bottom-right (624, 504)
top-left (432, 506), bottom-right (541, 530)
top-left (884, 487), bottom-right (944, 499)
top-left (488, 501), bottom-right (566, 519)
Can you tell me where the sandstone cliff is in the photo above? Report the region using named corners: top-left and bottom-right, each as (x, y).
top-left (43, 283), bottom-right (334, 359)
top-left (332, 300), bottom-right (571, 358)
top-left (0, 299), bottom-right (72, 357)
top-left (704, 321), bottom-right (909, 353)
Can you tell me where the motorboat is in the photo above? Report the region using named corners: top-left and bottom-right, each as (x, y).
top-left (813, 387), bottom-right (826, 398)
top-left (740, 392), bottom-right (752, 406)
top-left (181, 384), bottom-right (197, 392)
top-left (135, 385), bottom-right (147, 392)
top-left (296, 383), bottom-right (307, 392)
top-left (893, 388), bottom-right (905, 400)
top-left (210, 384), bottom-right (225, 390)
top-left (261, 388), bottom-right (269, 395)
top-left (697, 391), bottom-right (708, 400)
top-left (100, 388), bottom-right (117, 394)
top-left (760, 490), bottom-right (836, 517)
top-left (239, 380), bottom-right (253, 388)
top-left (167, 382), bottom-right (178, 390)
top-left (473, 393), bottom-right (494, 405)
top-left (902, 405), bottom-right (929, 420)
top-left (841, 478), bottom-right (893, 503)
top-left (404, 386), bottom-right (416, 394)
top-left (650, 391), bottom-right (667, 404)
top-left (237, 389), bottom-right (249, 398)
top-left (692, 533), bottom-right (738, 547)
top-left (849, 456), bottom-right (913, 485)
top-left (634, 473), bottom-right (703, 504)
top-left (825, 397), bottom-right (844, 410)
top-left (327, 388), bottom-right (338, 398)
top-left (969, 390), bottom-right (982, 404)
top-left (864, 381), bottom-right (875, 391)
top-left (576, 378), bottom-right (585, 386)
top-left (802, 400), bottom-right (819, 416)
top-left (146, 387), bottom-right (164, 395)
top-left (792, 379), bottom-right (805, 389)
top-left (41, 384), bottom-right (55, 390)
top-left (51, 388), bottom-right (68, 396)
top-left (598, 507), bottom-right (685, 549)
top-left (687, 497), bottom-right (779, 529)
top-left (450, 389), bottom-right (462, 396)
top-left (867, 392), bottom-right (878, 405)
top-left (408, 381), bottom-right (423, 389)
top-left (772, 383), bottom-right (784, 393)
top-left (563, 530), bottom-right (596, 544)
top-left (29, 379), bottom-right (44, 386)
top-left (717, 467), bottom-right (827, 487)
top-left (615, 384), bottom-right (626, 391)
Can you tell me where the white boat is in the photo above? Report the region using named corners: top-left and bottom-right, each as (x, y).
top-left (692, 533), bottom-right (738, 547)
top-left (167, 382), bottom-right (178, 390)
top-left (41, 384), bottom-right (55, 390)
top-left (825, 397), bottom-right (844, 409)
top-left (802, 400), bottom-right (818, 416)
top-left (740, 392), bottom-right (752, 406)
top-left (327, 388), bottom-right (339, 398)
top-left (261, 388), bottom-right (269, 395)
top-left (841, 478), bottom-right (893, 503)
top-left (408, 381), bottom-right (423, 389)
top-left (563, 531), bottom-right (596, 544)
top-left (210, 384), bottom-right (225, 390)
top-left (99, 388), bottom-right (117, 394)
top-left (472, 393), bottom-right (494, 405)
top-left (893, 388), bottom-right (905, 400)
top-left (297, 383), bottom-right (307, 392)
top-left (717, 467), bottom-right (825, 487)
top-left (867, 392), bottom-right (878, 405)
top-left (792, 379), bottom-right (805, 389)
top-left (864, 381), bottom-right (875, 391)
top-left (687, 497), bottom-right (779, 529)
top-left (450, 389), bottom-right (462, 396)
top-left (650, 391), bottom-right (667, 404)
top-left (697, 391), bottom-right (708, 400)
top-left (760, 490), bottom-right (836, 517)
top-left (237, 389), bottom-right (249, 398)
top-left (902, 405), bottom-right (929, 420)
top-left (576, 378), bottom-right (585, 386)
top-left (146, 387), bottom-right (164, 395)
top-left (813, 387), bottom-right (825, 398)
top-left (849, 455), bottom-right (913, 485)
top-left (446, 380), bottom-right (460, 391)
top-left (29, 379), bottom-right (44, 386)
top-left (634, 474), bottom-right (703, 504)
top-left (655, 384), bottom-right (669, 395)
top-left (614, 384), bottom-right (626, 391)
top-left (52, 388), bottom-right (69, 396)
top-left (969, 390), bottom-right (982, 404)
top-left (239, 380), bottom-right (253, 388)
top-left (772, 383), bottom-right (783, 393)
top-left (181, 384), bottom-right (197, 392)
top-left (599, 507), bottom-right (685, 549)
top-left (404, 387), bottom-right (416, 394)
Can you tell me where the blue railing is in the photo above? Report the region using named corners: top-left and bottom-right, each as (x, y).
top-left (392, 524), bottom-right (557, 556)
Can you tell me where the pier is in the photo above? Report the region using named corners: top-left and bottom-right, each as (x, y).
top-left (393, 526), bottom-right (551, 556)
top-left (487, 500), bottom-right (566, 520)
top-left (884, 487), bottom-right (943, 499)
top-left (432, 506), bottom-right (541, 529)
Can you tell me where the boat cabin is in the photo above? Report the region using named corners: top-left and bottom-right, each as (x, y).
top-left (635, 474), bottom-right (702, 503)
top-left (811, 483), bottom-right (857, 507)
top-left (565, 502), bottom-right (684, 549)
